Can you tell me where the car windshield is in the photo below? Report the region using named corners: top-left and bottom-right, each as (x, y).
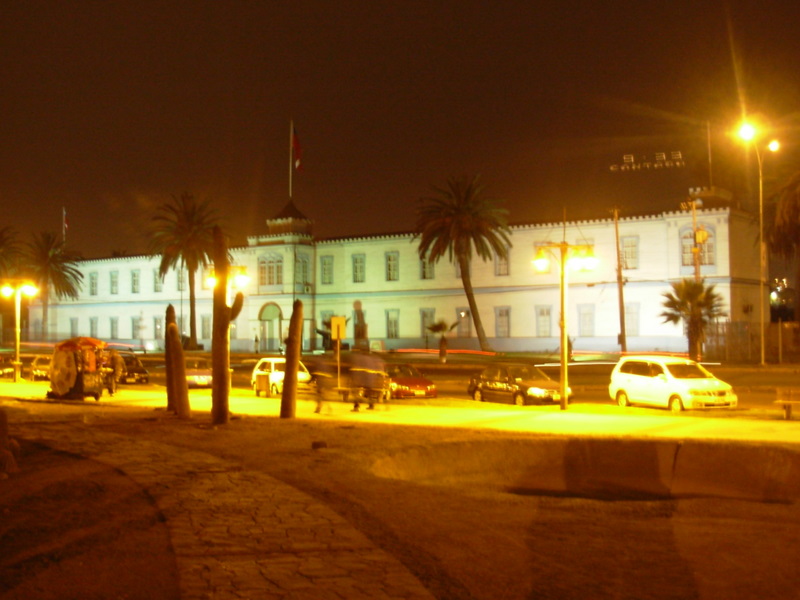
top-left (507, 365), bottom-right (549, 381)
top-left (388, 364), bottom-right (419, 378)
top-left (666, 363), bottom-right (711, 379)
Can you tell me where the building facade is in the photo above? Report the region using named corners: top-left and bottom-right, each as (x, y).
top-left (30, 199), bottom-right (763, 358)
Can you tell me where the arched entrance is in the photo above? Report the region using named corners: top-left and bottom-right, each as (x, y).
top-left (257, 303), bottom-right (283, 352)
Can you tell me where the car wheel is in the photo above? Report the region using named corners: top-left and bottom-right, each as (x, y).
top-left (669, 396), bottom-right (684, 413)
top-left (513, 393), bottom-right (525, 406)
top-left (472, 388), bottom-right (483, 402)
top-left (616, 391), bottom-right (629, 407)
top-left (253, 383), bottom-right (260, 397)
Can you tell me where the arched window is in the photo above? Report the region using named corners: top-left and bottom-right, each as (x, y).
top-left (681, 225), bottom-right (715, 267)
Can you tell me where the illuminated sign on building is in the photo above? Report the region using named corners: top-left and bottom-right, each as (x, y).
top-left (609, 151), bottom-right (685, 173)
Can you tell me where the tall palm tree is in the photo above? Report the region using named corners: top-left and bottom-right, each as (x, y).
top-left (769, 171), bottom-right (800, 301)
top-left (0, 226), bottom-right (21, 277)
top-left (24, 231), bottom-right (84, 340)
top-left (415, 175), bottom-right (511, 351)
top-left (660, 279), bottom-right (726, 361)
top-left (149, 193), bottom-right (218, 350)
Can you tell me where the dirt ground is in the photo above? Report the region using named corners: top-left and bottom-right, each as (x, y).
top-left (2, 400), bottom-right (800, 600)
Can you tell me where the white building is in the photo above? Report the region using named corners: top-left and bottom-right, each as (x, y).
top-left (31, 197), bottom-right (762, 359)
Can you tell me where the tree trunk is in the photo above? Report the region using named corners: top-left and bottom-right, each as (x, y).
top-left (165, 304), bottom-right (189, 417)
top-left (187, 268), bottom-right (198, 350)
top-left (281, 300), bottom-right (303, 419)
top-left (457, 253), bottom-right (491, 351)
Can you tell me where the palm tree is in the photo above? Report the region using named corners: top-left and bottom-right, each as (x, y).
top-left (660, 279), bottom-right (726, 361)
top-left (415, 175), bottom-right (511, 352)
top-left (0, 226), bottom-right (21, 277)
top-left (23, 231), bottom-right (84, 340)
top-left (769, 171), bottom-right (800, 303)
top-left (149, 193), bottom-right (218, 350)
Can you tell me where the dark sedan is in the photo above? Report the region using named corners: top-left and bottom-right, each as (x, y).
top-left (386, 363), bottom-right (437, 399)
top-left (467, 363), bottom-right (569, 406)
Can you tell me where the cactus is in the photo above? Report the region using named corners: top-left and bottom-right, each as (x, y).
top-left (165, 304), bottom-right (190, 418)
top-left (280, 299), bottom-right (303, 419)
top-left (211, 226), bottom-right (243, 426)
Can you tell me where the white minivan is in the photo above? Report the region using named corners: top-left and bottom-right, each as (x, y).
top-left (250, 357), bottom-right (312, 397)
top-left (609, 355), bottom-right (737, 412)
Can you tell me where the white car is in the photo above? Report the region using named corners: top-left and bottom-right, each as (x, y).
top-left (609, 355), bottom-right (738, 412)
top-left (250, 357), bottom-right (312, 397)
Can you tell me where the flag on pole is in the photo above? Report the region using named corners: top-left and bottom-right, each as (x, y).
top-left (291, 126), bottom-right (303, 170)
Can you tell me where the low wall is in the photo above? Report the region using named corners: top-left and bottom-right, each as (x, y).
top-left (370, 437), bottom-right (800, 502)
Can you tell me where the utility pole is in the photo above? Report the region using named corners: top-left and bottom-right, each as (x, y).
top-left (612, 207), bottom-right (627, 352)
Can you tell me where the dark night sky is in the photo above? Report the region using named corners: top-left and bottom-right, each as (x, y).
top-left (2, 1), bottom-right (800, 258)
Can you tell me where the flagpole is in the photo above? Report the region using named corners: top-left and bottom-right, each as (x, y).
top-left (62, 206), bottom-right (67, 245)
top-left (289, 119), bottom-right (294, 199)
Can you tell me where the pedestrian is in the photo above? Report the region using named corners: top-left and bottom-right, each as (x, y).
top-left (105, 349), bottom-right (127, 396)
top-left (349, 351), bottom-right (386, 411)
top-left (311, 357), bottom-right (335, 414)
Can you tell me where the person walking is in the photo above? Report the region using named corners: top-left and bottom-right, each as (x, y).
top-left (105, 349), bottom-right (127, 396)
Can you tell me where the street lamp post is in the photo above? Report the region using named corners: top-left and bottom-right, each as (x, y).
top-left (738, 122), bottom-right (779, 366)
top-left (534, 242), bottom-right (597, 410)
top-left (1, 281), bottom-right (38, 382)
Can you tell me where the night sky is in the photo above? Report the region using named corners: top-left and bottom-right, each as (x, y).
top-left (2, 1), bottom-right (800, 258)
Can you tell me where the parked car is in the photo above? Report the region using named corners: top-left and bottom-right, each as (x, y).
top-left (608, 355), bottom-right (738, 412)
top-left (385, 363), bottom-right (437, 399)
top-left (119, 352), bottom-right (149, 384)
top-left (250, 356), bottom-right (312, 396)
top-left (29, 355), bottom-right (51, 381)
top-left (184, 357), bottom-right (213, 388)
top-left (467, 363), bottom-right (568, 406)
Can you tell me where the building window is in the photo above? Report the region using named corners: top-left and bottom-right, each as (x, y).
top-left (386, 309), bottom-right (399, 339)
top-left (577, 304), bottom-right (595, 337)
top-left (177, 269), bottom-right (186, 292)
top-left (495, 306), bottom-right (510, 338)
top-left (131, 269), bottom-right (140, 294)
top-left (624, 303), bottom-right (640, 337)
top-left (495, 249), bottom-right (510, 276)
top-left (259, 255), bottom-right (283, 286)
top-left (353, 254), bottom-right (365, 283)
top-left (535, 306), bottom-right (551, 337)
top-left (420, 308), bottom-right (435, 340)
top-left (385, 251), bottom-right (399, 281)
top-left (621, 236), bottom-right (639, 270)
top-left (320, 255), bottom-right (333, 285)
top-left (90, 317), bottom-right (98, 338)
top-left (131, 316), bottom-right (141, 340)
top-left (153, 269), bottom-right (163, 292)
top-left (70, 317), bottom-right (78, 337)
top-left (456, 308), bottom-right (471, 338)
top-left (89, 272), bottom-right (98, 296)
top-left (110, 317), bottom-right (119, 339)
top-left (295, 254), bottom-right (310, 285)
top-left (681, 226), bottom-right (715, 266)
top-left (420, 258), bottom-right (435, 280)
top-left (201, 315), bottom-right (211, 339)
top-left (110, 271), bottom-right (119, 295)
top-left (455, 260), bottom-right (470, 279)
top-left (153, 317), bottom-right (163, 340)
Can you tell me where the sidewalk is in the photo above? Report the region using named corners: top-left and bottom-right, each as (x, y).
top-left (3, 380), bottom-right (800, 599)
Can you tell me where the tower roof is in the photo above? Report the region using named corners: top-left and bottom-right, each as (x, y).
top-left (272, 199), bottom-right (311, 222)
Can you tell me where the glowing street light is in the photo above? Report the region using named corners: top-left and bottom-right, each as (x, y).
top-left (533, 242), bottom-right (597, 410)
top-left (737, 121), bottom-right (779, 365)
top-left (1, 281), bottom-right (38, 382)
